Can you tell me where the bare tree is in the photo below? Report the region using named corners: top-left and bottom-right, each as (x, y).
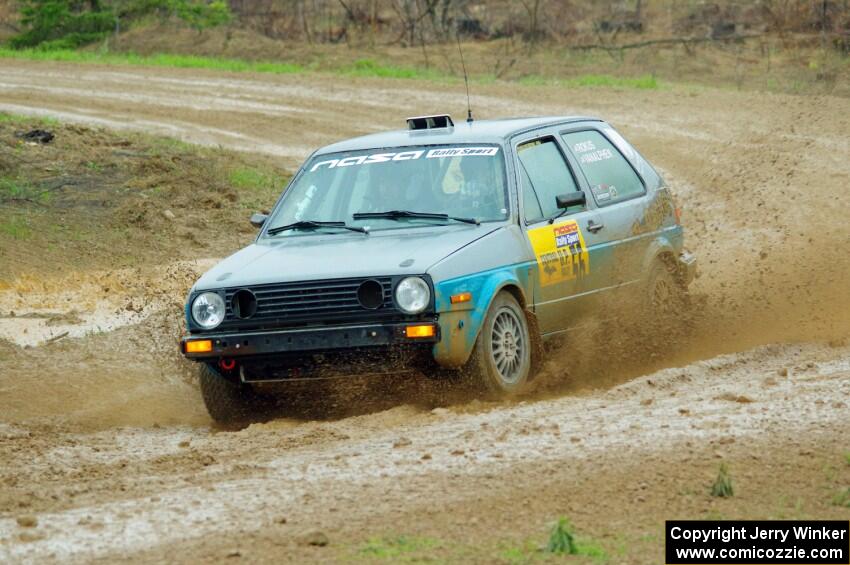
top-left (518, 0), bottom-right (543, 44)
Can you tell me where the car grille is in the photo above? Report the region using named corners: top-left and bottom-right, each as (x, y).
top-left (206, 276), bottom-right (427, 332)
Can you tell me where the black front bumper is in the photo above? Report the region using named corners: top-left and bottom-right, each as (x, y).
top-left (181, 321), bottom-right (440, 360)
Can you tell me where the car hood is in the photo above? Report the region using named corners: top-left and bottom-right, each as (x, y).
top-left (193, 224), bottom-right (502, 290)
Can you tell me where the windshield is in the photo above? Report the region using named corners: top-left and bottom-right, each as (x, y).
top-left (264, 144), bottom-right (508, 235)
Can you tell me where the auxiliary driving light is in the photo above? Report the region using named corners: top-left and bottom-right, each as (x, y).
top-left (185, 339), bottom-right (213, 354)
top-left (405, 324), bottom-right (436, 339)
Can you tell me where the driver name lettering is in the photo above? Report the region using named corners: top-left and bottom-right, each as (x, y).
top-left (571, 139), bottom-right (613, 164)
top-left (579, 148), bottom-right (613, 164)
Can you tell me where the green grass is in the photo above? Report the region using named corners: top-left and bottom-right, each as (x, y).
top-left (833, 488), bottom-right (850, 508)
top-left (843, 452), bottom-right (850, 466)
top-left (0, 47), bottom-right (304, 75)
top-left (0, 47), bottom-right (660, 89)
top-left (0, 112), bottom-right (59, 127)
top-left (227, 166), bottom-right (288, 210)
top-left (148, 136), bottom-right (195, 153)
top-left (499, 519), bottom-right (609, 563)
top-left (519, 73), bottom-right (659, 89)
top-left (0, 176), bottom-right (49, 203)
top-left (0, 216), bottom-right (32, 239)
top-left (0, 48), bottom-right (436, 80)
top-left (711, 463), bottom-right (734, 498)
top-left (546, 517), bottom-right (579, 555)
top-left (228, 166), bottom-right (280, 191)
top-left (356, 535), bottom-right (442, 561)
top-left (345, 58), bottom-right (441, 80)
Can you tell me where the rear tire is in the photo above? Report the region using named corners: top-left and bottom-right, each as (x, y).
top-left (198, 363), bottom-right (270, 425)
top-left (465, 292), bottom-right (533, 398)
top-left (642, 259), bottom-right (691, 347)
top-left (645, 259), bottom-right (689, 321)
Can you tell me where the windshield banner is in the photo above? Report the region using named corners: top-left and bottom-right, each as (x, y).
top-left (310, 147), bottom-right (499, 172)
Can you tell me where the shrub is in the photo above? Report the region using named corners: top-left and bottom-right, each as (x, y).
top-left (9, 0), bottom-right (231, 50)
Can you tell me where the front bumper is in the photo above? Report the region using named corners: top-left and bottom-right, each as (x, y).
top-left (181, 321), bottom-right (440, 360)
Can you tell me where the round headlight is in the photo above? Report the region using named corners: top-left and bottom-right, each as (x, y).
top-left (192, 292), bottom-right (225, 329)
top-left (395, 277), bottom-right (430, 314)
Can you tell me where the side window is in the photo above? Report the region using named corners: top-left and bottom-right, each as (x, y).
top-left (519, 165), bottom-right (544, 223)
top-left (562, 130), bottom-right (644, 205)
top-left (517, 137), bottom-right (581, 222)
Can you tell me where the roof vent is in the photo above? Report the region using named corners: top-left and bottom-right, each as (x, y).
top-left (407, 114), bottom-right (454, 130)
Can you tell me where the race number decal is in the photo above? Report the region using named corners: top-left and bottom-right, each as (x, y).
top-left (528, 220), bottom-right (590, 287)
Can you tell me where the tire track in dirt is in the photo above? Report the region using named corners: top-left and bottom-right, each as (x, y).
top-left (2, 61), bottom-right (848, 425)
top-left (2, 343), bottom-right (848, 563)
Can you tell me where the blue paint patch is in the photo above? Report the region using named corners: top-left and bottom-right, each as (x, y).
top-left (432, 262), bottom-right (533, 366)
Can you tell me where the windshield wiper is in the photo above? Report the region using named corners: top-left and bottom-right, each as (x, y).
top-left (267, 220), bottom-right (368, 236)
top-left (353, 210), bottom-right (479, 225)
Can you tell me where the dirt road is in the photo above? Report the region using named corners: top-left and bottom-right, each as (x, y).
top-left (1, 60), bottom-right (849, 563)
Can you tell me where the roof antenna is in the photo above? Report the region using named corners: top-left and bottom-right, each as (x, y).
top-left (456, 33), bottom-right (473, 124)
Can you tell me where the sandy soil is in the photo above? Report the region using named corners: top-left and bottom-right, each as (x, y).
top-left (0, 60), bottom-right (849, 563)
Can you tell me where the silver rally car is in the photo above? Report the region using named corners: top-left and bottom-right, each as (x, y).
top-left (181, 114), bottom-right (697, 423)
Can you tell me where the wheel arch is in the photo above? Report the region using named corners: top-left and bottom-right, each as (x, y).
top-left (641, 235), bottom-right (681, 282)
top-left (432, 266), bottom-right (535, 368)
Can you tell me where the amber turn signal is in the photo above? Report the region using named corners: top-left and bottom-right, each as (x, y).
top-left (405, 324), bottom-right (436, 338)
top-left (450, 292), bottom-right (472, 304)
top-left (185, 339), bottom-right (213, 353)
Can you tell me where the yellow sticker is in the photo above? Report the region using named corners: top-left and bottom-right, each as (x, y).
top-left (528, 220), bottom-right (590, 287)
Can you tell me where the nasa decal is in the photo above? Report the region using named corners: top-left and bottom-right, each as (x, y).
top-left (310, 147), bottom-right (499, 172)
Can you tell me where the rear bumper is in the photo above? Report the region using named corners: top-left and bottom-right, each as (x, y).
top-left (678, 250), bottom-right (698, 285)
top-left (181, 321), bottom-right (440, 360)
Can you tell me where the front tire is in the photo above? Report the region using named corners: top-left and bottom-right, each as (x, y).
top-left (466, 292), bottom-right (533, 398)
top-left (198, 363), bottom-right (270, 425)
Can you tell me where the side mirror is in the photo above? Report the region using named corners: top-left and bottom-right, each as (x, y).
top-left (250, 213), bottom-right (268, 228)
top-left (556, 192), bottom-right (586, 209)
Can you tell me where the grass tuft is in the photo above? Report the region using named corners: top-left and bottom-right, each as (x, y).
top-left (546, 517), bottom-right (579, 555)
top-left (833, 488), bottom-right (850, 508)
top-left (711, 463), bottom-right (734, 497)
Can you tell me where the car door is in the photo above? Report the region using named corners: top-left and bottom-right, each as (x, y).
top-left (560, 128), bottom-right (649, 292)
top-left (514, 134), bottom-right (602, 334)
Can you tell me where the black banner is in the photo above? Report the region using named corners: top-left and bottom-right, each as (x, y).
top-left (666, 521), bottom-right (849, 564)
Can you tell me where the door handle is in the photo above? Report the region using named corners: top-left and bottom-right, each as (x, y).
top-left (587, 220), bottom-right (604, 233)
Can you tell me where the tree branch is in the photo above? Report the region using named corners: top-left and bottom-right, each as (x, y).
top-left (568, 33), bottom-right (764, 51)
